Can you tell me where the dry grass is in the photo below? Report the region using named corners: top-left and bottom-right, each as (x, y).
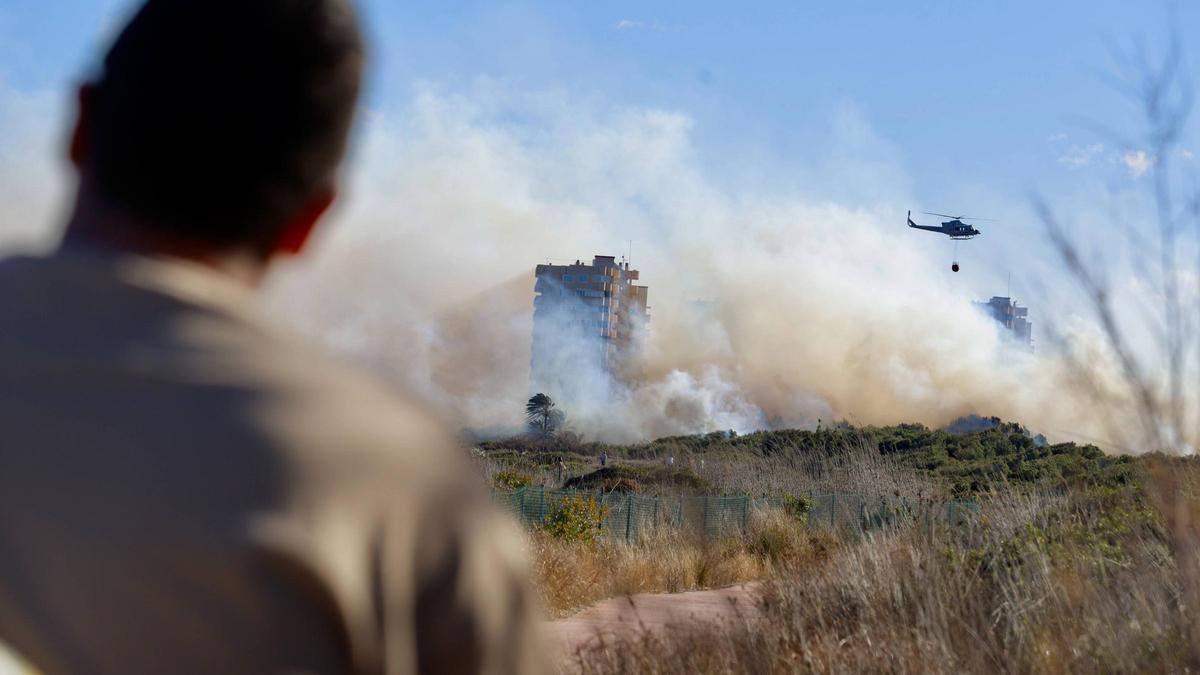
top-left (531, 508), bottom-right (837, 617)
top-left (697, 439), bottom-right (942, 501)
top-left (567, 476), bottom-right (1194, 674)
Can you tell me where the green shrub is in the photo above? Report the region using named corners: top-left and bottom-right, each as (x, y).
top-left (542, 495), bottom-right (609, 543)
top-left (783, 495), bottom-right (814, 520)
top-left (493, 470), bottom-right (534, 491)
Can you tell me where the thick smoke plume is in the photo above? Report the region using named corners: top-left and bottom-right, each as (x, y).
top-left (0, 79), bottom-right (1151, 447)
top-left (266, 84), bottom-right (1136, 445)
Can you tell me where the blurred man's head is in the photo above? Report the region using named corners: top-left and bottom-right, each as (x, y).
top-left (68, 0), bottom-right (364, 263)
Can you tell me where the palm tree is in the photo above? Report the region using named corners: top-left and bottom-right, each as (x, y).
top-left (526, 393), bottom-right (565, 436)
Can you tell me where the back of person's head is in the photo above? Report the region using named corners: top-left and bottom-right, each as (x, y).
top-left (86, 0), bottom-right (364, 253)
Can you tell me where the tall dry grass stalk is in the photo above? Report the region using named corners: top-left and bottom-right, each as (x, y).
top-left (1038, 31), bottom-right (1200, 668)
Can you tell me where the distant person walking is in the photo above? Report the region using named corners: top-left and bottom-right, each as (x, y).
top-left (600, 451), bottom-right (608, 467)
top-left (0, 1), bottom-right (542, 673)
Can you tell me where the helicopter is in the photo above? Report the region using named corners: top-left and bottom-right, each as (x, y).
top-left (907, 210), bottom-right (996, 272)
top-left (906, 211), bottom-right (993, 239)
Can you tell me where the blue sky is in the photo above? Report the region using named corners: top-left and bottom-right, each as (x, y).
top-left (2, 1), bottom-right (1193, 199)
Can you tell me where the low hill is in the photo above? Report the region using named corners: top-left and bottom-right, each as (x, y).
top-left (479, 422), bottom-right (1143, 497)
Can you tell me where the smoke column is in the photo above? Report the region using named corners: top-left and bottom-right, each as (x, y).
top-left (0, 78), bottom-right (1152, 448)
top-left (265, 84), bottom-right (1139, 446)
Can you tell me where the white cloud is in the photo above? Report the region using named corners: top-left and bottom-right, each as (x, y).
top-left (1058, 143), bottom-right (1105, 168)
top-left (1122, 149), bottom-right (1153, 178)
top-left (615, 19), bottom-right (645, 30)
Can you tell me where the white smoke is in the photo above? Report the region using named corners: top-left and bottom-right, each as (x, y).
top-left (0, 75), bottom-right (1156, 448)
top-left (266, 81), bottom-right (1138, 445)
top-left (0, 80), bottom-right (69, 254)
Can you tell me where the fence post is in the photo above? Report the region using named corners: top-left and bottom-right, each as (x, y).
top-left (539, 485), bottom-right (546, 524)
top-left (598, 491), bottom-right (606, 533)
top-left (518, 487), bottom-right (527, 526)
top-left (742, 496), bottom-right (750, 532)
top-left (830, 493), bottom-right (836, 528)
top-left (625, 493), bottom-right (634, 543)
top-left (677, 495), bottom-right (683, 527)
top-left (702, 496), bottom-right (710, 537)
top-left (653, 497), bottom-right (660, 525)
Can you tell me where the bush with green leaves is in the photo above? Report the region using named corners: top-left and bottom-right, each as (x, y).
top-left (783, 494), bottom-right (814, 520)
top-left (493, 470), bottom-right (534, 491)
top-left (542, 495), bottom-right (609, 543)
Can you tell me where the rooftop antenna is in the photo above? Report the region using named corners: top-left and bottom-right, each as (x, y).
top-left (1007, 271), bottom-right (1012, 299)
top-left (628, 240), bottom-right (633, 269)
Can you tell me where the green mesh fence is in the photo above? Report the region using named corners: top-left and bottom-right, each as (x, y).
top-left (493, 487), bottom-right (978, 541)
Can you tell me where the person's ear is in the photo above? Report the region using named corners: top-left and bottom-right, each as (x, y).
top-left (274, 189), bottom-right (336, 255)
top-left (69, 83), bottom-right (97, 169)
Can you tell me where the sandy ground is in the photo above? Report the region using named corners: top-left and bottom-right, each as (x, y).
top-left (546, 583), bottom-right (763, 665)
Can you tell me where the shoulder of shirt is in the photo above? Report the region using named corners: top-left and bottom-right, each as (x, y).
top-left (0, 251), bottom-right (464, 476)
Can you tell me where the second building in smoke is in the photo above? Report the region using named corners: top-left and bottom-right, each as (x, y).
top-left (974, 296), bottom-right (1033, 350)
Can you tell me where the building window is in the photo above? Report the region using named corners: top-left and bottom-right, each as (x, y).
top-left (562, 274), bottom-right (573, 283)
top-left (592, 274), bottom-right (607, 283)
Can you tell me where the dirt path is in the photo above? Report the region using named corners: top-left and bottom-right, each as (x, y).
top-left (546, 583), bottom-right (763, 663)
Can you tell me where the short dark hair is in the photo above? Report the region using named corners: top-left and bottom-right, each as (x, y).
top-left (88, 0), bottom-right (364, 250)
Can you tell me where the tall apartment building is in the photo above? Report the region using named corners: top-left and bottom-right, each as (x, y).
top-left (530, 255), bottom-right (649, 400)
top-left (975, 296), bottom-right (1033, 349)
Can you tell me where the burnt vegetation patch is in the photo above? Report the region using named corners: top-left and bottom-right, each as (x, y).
top-left (562, 465), bottom-right (714, 494)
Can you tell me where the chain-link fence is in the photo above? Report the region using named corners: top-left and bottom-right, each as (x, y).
top-left (493, 487), bottom-right (977, 541)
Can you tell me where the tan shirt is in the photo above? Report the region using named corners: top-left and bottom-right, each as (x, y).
top-left (0, 249), bottom-right (543, 674)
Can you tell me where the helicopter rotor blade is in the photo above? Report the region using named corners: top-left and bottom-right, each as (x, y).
top-left (920, 211), bottom-right (997, 222)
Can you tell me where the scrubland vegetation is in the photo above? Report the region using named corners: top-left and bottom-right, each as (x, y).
top-left (568, 458), bottom-right (1200, 674)
top-left (477, 423), bottom-right (1134, 498)
top-left (531, 507), bottom-right (836, 618)
top-left (479, 423), bottom-right (1200, 673)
